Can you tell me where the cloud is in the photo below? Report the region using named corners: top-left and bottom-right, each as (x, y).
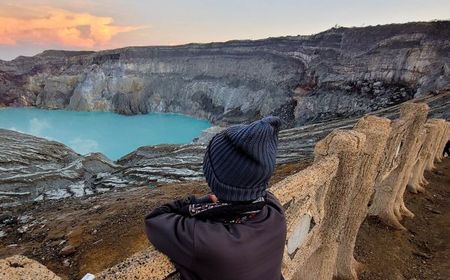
top-left (8, 118), bottom-right (53, 139)
top-left (69, 137), bottom-right (99, 155)
top-left (0, 5), bottom-right (143, 48)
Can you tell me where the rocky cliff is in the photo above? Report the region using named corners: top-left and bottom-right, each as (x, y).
top-left (1, 21), bottom-right (449, 126)
top-left (1, 92), bottom-right (448, 207)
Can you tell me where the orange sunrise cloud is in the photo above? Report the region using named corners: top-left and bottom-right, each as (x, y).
top-left (0, 6), bottom-right (143, 48)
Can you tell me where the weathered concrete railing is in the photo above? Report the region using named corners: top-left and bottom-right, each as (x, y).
top-left (2, 103), bottom-right (449, 280)
top-left (368, 103), bottom-right (429, 230)
top-left (408, 119), bottom-right (448, 193)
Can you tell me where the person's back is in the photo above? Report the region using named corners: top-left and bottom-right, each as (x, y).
top-left (145, 116), bottom-right (286, 280)
top-left (145, 192), bottom-right (285, 280)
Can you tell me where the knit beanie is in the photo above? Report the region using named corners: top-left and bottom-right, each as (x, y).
top-left (203, 116), bottom-right (282, 202)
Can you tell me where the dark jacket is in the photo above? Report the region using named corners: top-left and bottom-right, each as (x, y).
top-left (444, 140), bottom-right (450, 157)
top-left (145, 192), bottom-right (286, 280)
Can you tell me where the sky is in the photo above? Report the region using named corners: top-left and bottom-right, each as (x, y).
top-left (0, 0), bottom-right (449, 60)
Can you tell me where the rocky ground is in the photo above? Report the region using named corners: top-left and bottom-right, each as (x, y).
top-left (356, 158), bottom-right (450, 280)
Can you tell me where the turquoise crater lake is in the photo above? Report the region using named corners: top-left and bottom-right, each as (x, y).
top-left (0, 108), bottom-right (212, 160)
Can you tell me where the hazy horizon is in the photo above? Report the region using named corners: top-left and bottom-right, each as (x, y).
top-left (1, 0), bottom-right (450, 60)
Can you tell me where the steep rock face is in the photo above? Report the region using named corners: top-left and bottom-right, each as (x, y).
top-left (0, 21), bottom-right (449, 125)
top-left (0, 129), bottom-right (118, 206)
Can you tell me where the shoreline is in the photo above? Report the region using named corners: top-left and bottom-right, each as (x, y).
top-left (0, 107), bottom-right (213, 161)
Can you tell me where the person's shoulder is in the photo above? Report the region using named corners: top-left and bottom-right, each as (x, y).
top-left (265, 191), bottom-right (284, 213)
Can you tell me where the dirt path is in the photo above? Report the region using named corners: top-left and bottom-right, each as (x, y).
top-left (356, 158), bottom-right (450, 280)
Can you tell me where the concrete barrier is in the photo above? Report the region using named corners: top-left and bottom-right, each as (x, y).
top-left (294, 129), bottom-right (367, 280)
top-left (0, 255), bottom-right (61, 280)
top-left (430, 119), bottom-right (447, 166)
top-left (408, 119), bottom-right (448, 193)
top-left (408, 127), bottom-right (429, 193)
top-left (368, 103), bottom-right (429, 230)
top-left (335, 116), bottom-right (391, 279)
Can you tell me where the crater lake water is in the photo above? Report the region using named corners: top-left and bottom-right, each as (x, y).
top-left (0, 108), bottom-right (212, 160)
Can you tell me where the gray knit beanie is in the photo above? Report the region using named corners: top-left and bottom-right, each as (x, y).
top-left (202, 116), bottom-right (282, 202)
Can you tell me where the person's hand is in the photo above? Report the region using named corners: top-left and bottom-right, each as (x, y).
top-left (208, 193), bottom-right (219, 203)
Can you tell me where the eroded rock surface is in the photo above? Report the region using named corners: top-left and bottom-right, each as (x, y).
top-left (1, 22), bottom-right (449, 125)
top-left (0, 255), bottom-right (61, 280)
top-left (0, 129), bottom-right (117, 206)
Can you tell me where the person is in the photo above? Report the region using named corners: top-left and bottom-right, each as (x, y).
top-left (444, 140), bottom-right (450, 157)
top-left (145, 116), bottom-right (287, 280)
